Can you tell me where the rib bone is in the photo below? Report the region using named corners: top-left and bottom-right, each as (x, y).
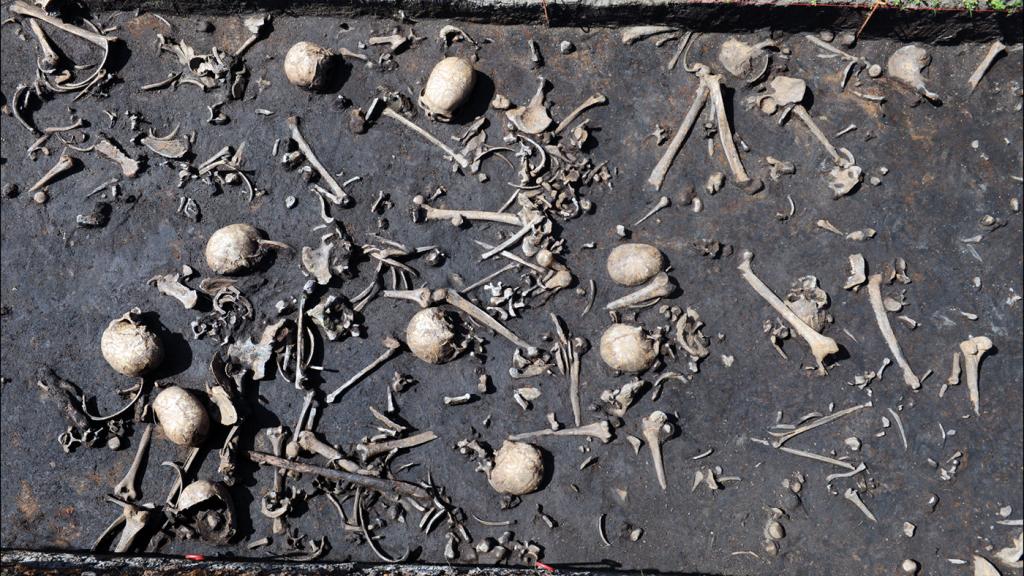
top-left (959, 335), bottom-right (993, 415)
top-left (866, 274), bottom-right (919, 389)
top-left (509, 421), bottom-right (613, 443)
top-left (738, 251), bottom-right (839, 374)
top-left (606, 272), bottom-right (675, 310)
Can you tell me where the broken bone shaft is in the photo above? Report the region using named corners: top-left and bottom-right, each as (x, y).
top-left (247, 450), bottom-right (432, 500)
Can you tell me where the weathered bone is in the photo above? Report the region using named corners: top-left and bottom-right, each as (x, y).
top-left (606, 272), bottom-right (675, 311)
top-left (28, 153), bottom-right (77, 193)
top-left (508, 420), bottom-right (613, 443)
top-left (738, 251), bottom-right (839, 374)
top-left (357, 430), bottom-right (438, 460)
top-left (325, 337), bottom-right (404, 403)
top-left (844, 488), bottom-right (877, 522)
top-left (114, 424), bottom-right (153, 502)
top-left (642, 411), bottom-right (673, 490)
top-left (381, 108), bottom-right (471, 170)
top-left (555, 93), bottom-right (607, 134)
top-left (288, 116), bottom-right (350, 205)
top-left (959, 335), bottom-right (993, 415)
top-left (444, 289), bottom-right (535, 350)
top-left (413, 195), bottom-right (522, 227)
top-left (633, 196), bottom-right (670, 226)
top-left (647, 81), bottom-right (710, 190)
top-left (967, 41), bottom-right (1006, 92)
top-left (11, 1), bottom-right (117, 48)
top-left (700, 69), bottom-right (751, 184)
top-left (866, 274), bottom-right (919, 389)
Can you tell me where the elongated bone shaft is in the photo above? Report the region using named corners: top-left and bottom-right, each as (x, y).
top-left (866, 274), bottom-right (919, 389)
top-left (967, 41), bottom-right (1006, 92)
top-left (382, 108), bottom-right (470, 169)
top-left (113, 424), bottom-right (153, 501)
top-left (480, 217), bottom-right (542, 260)
top-left (509, 421), bottom-right (612, 443)
top-left (606, 272), bottom-right (675, 310)
top-left (444, 290), bottom-right (534, 350)
top-left (555, 93), bottom-right (608, 134)
top-left (248, 450), bottom-right (431, 500)
top-left (770, 402), bottom-right (871, 447)
top-left (703, 73), bottom-right (751, 183)
top-left (790, 105), bottom-right (843, 165)
top-left (29, 153), bottom-right (77, 192)
top-left (11, 1), bottom-right (116, 47)
top-left (325, 340), bottom-right (403, 403)
top-left (288, 116), bottom-right (349, 204)
top-left (648, 83), bottom-right (710, 190)
top-left (416, 197), bottom-right (523, 226)
top-left (358, 431), bottom-right (438, 459)
top-left (959, 336), bottom-right (993, 415)
top-left (738, 252), bottom-right (839, 374)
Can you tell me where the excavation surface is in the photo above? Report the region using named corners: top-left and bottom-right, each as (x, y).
top-left (1, 9), bottom-right (1022, 575)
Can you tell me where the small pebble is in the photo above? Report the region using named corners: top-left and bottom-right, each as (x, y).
top-left (867, 64), bottom-right (882, 77)
top-left (839, 32), bottom-right (857, 47)
top-left (559, 40), bottom-right (576, 54)
top-left (106, 436), bottom-right (124, 451)
top-left (870, 176), bottom-right (882, 186)
top-left (819, 30), bottom-right (835, 42)
top-left (33, 190), bottom-right (49, 204)
top-left (285, 195), bottom-right (297, 208)
top-left (903, 521), bottom-right (916, 537)
top-left (196, 20), bottom-right (214, 33)
top-left (901, 558), bottom-right (920, 574)
top-left (766, 520), bottom-right (786, 540)
top-left (879, 166), bottom-right (889, 175)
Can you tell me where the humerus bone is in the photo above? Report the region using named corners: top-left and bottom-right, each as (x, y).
top-left (738, 251), bottom-right (839, 374)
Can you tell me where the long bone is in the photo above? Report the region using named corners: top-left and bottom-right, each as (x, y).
top-left (647, 80), bottom-right (710, 190)
top-left (113, 424), bottom-right (153, 502)
top-left (959, 336), bottom-right (993, 415)
top-left (699, 67), bottom-right (752, 184)
top-left (509, 421), bottom-right (613, 443)
top-left (738, 251), bottom-right (839, 374)
top-left (325, 337), bottom-right (404, 403)
top-left (554, 93), bottom-right (608, 134)
top-left (642, 411), bottom-right (674, 490)
top-left (606, 272), bottom-right (676, 310)
top-left (288, 116), bottom-right (350, 206)
top-left (357, 430), bottom-right (438, 460)
top-left (28, 153), bottom-right (77, 193)
top-left (10, 1), bottom-right (117, 47)
top-left (866, 274), bottom-right (919, 390)
top-left (381, 108), bottom-right (471, 170)
top-left (413, 195), bottom-right (523, 226)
